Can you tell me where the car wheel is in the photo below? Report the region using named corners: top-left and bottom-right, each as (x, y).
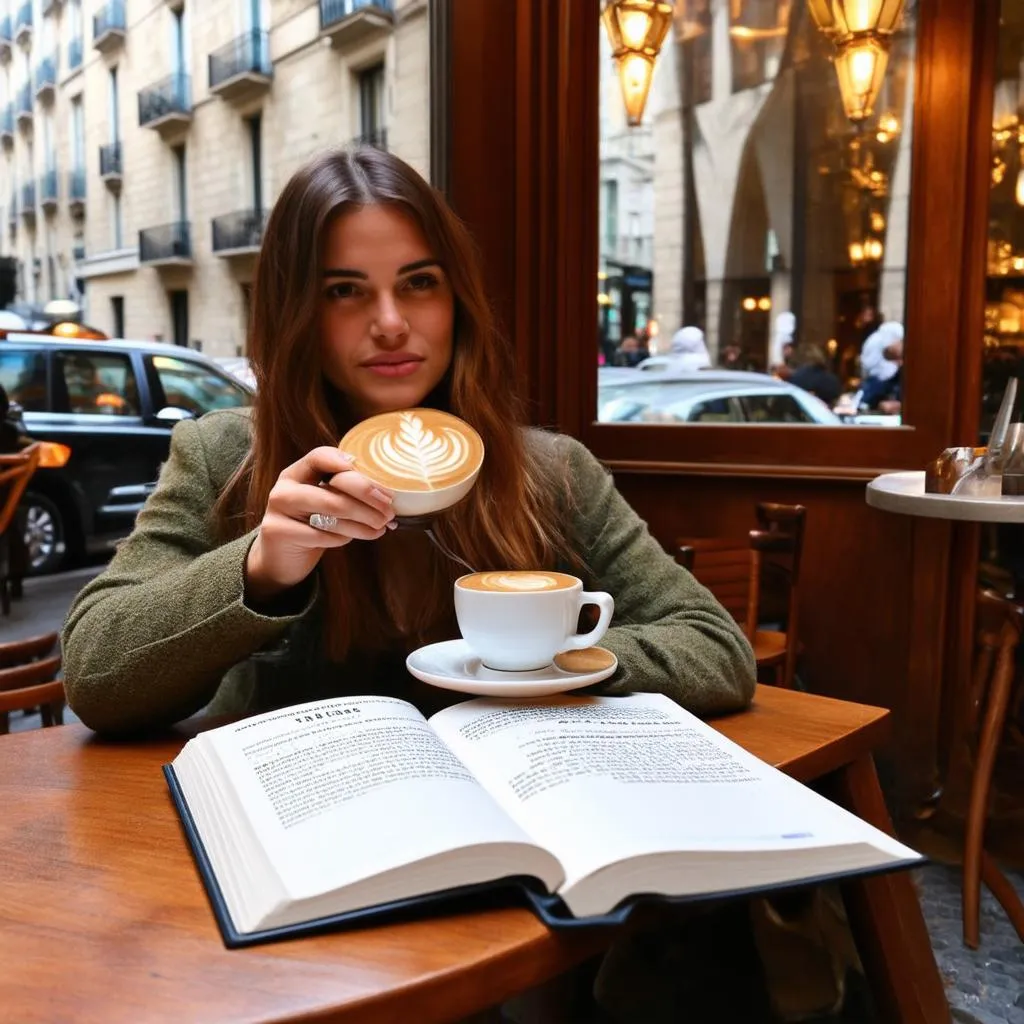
top-left (22, 491), bottom-right (67, 575)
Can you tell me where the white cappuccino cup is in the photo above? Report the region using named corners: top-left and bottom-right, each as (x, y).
top-left (454, 571), bottom-right (615, 672)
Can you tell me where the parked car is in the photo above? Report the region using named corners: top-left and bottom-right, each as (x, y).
top-left (0, 334), bottom-right (253, 573)
top-left (597, 367), bottom-right (842, 425)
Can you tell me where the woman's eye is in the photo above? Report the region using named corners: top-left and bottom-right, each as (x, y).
top-left (326, 282), bottom-right (361, 300)
top-left (405, 273), bottom-right (440, 292)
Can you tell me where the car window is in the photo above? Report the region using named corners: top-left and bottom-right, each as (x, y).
top-left (0, 348), bottom-right (47, 412)
top-left (740, 394), bottom-right (814, 424)
top-left (148, 355), bottom-right (251, 416)
top-left (56, 351), bottom-right (140, 416)
top-left (687, 398), bottom-right (740, 423)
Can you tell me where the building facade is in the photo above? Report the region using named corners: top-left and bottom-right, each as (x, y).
top-left (0, 0), bottom-right (429, 355)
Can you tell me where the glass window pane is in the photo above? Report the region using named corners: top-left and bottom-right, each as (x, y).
top-left (57, 352), bottom-right (139, 416)
top-left (597, 0), bottom-right (918, 427)
top-left (149, 355), bottom-right (251, 416)
top-left (0, 349), bottom-right (47, 412)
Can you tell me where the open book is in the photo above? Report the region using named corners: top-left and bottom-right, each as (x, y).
top-left (165, 693), bottom-right (922, 947)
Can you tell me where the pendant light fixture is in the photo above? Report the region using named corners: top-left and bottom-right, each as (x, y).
top-left (601, 0), bottom-right (674, 127)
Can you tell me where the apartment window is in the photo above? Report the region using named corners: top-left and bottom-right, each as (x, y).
top-left (109, 66), bottom-right (120, 142)
top-left (111, 296), bottom-right (125, 339)
top-left (248, 113), bottom-right (262, 212)
top-left (169, 290), bottom-right (188, 348)
top-left (602, 180), bottom-right (619, 250)
top-left (111, 192), bottom-right (123, 249)
top-left (172, 7), bottom-right (186, 73)
top-left (70, 95), bottom-right (84, 171)
top-left (357, 64), bottom-right (385, 148)
top-left (172, 145), bottom-right (187, 220)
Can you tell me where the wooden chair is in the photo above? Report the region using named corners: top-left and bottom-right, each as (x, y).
top-left (0, 443), bottom-right (41, 615)
top-left (0, 632), bottom-right (64, 735)
top-left (677, 503), bottom-right (806, 688)
top-left (962, 588), bottom-right (1024, 949)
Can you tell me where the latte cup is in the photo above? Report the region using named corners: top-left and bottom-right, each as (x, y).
top-left (454, 571), bottom-right (615, 672)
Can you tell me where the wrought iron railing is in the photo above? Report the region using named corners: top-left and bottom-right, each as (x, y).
top-left (138, 73), bottom-right (191, 127)
top-left (73, 243), bottom-right (86, 262)
top-left (39, 169), bottom-right (58, 204)
top-left (68, 167), bottom-right (86, 202)
top-left (93, 0), bottom-right (126, 43)
top-left (209, 30), bottom-right (271, 90)
top-left (354, 128), bottom-right (388, 151)
top-left (100, 141), bottom-right (122, 177)
top-left (35, 57), bottom-right (56, 94)
top-left (0, 106), bottom-right (13, 137)
top-left (68, 37), bottom-right (83, 70)
top-left (140, 221), bottom-right (191, 262)
top-left (320, 0), bottom-right (393, 31)
top-left (211, 209), bottom-right (267, 252)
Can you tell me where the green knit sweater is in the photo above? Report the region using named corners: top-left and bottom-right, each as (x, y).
top-left (62, 409), bottom-right (755, 734)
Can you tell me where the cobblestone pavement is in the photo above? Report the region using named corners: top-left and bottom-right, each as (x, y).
top-left (917, 863), bottom-right (1024, 1024)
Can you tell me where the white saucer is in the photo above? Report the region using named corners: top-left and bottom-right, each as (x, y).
top-left (406, 640), bottom-right (618, 697)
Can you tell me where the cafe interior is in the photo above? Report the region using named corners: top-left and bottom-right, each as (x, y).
top-left (2, 0), bottom-right (1024, 1021)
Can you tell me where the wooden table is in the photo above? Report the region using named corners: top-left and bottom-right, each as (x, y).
top-left (0, 686), bottom-right (948, 1024)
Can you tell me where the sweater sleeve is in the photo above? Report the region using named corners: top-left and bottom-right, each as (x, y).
top-left (62, 416), bottom-right (315, 735)
top-left (561, 435), bottom-right (756, 716)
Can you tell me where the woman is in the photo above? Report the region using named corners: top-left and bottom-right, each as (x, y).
top-left (62, 147), bottom-right (754, 735)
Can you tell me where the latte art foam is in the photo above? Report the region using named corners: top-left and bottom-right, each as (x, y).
top-left (458, 571), bottom-right (579, 593)
top-left (367, 413), bottom-right (472, 490)
top-left (340, 409), bottom-right (484, 496)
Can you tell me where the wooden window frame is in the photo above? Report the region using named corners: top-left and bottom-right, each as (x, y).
top-left (439, 0), bottom-right (998, 482)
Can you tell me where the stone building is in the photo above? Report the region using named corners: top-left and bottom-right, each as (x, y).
top-left (0, 0), bottom-right (429, 354)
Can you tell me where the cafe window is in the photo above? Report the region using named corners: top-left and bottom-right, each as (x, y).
top-left (597, 0), bottom-right (918, 427)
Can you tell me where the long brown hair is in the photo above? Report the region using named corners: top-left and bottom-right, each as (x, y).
top-left (215, 146), bottom-right (570, 661)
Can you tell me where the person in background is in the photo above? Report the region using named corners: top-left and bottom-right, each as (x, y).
top-left (788, 345), bottom-right (841, 408)
top-left (770, 312), bottom-right (797, 379)
top-left (860, 321), bottom-right (904, 412)
top-left (0, 383), bottom-right (32, 598)
top-left (665, 326), bottom-right (712, 371)
top-left (612, 334), bottom-right (649, 367)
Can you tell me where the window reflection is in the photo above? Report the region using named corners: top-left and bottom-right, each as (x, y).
top-left (597, 0), bottom-right (917, 427)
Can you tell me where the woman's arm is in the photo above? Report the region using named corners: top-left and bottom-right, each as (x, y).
top-left (62, 414), bottom-right (314, 734)
top-left (559, 435), bottom-right (756, 716)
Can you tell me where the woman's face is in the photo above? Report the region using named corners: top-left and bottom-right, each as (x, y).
top-left (319, 204), bottom-right (455, 418)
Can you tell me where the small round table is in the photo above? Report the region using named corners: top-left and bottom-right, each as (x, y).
top-left (867, 469), bottom-right (1024, 948)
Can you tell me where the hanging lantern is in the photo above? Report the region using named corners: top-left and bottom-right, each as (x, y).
top-left (833, 35), bottom-right (889, 121)
top-left (808, 0), bottom-right (905, 124)
top-left (602, 0), bottom-right (674, 126)
top-left (807, 0), bottom-right (904, 37)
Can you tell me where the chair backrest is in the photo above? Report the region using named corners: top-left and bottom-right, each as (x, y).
top-left (751, 502), bottom-right (807, 634)
top-left (0, 654), bottom-right (64, 716)
top-left (970, 588), bottom-right (1024, 738)
top-left (676, 536), bottom-right (759, 637)
top-left (0, 442), bottom-right (41, 537)
top-left (0, 631), bottom-right (59, 669)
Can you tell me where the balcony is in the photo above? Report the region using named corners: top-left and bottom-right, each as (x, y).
top-left (35, 56), bottom-right (56, 102)
top-left (39, 169), bottom-right (58, 211)
top-left (68, 167), bottom-right (86, 216)
top-left (68, 36), bottom-right (83, 72)
top-left (140, 221), bottom-right (192, 265)
top-left (93, 0), bottom-right (126, 53)
top-left (99, 141), bottom-right (122, 187)
top-left (15, 83), bottom-right (32, 129)
top-left (212, 209), bottom-right (266, 257)
top-left (0, 105), bottom-right (13, 146)
top-left (354, 128), bottom-right (387, 151)
top-left (0, 17), bottom-right (11, 61)
top-left (209, 30), bottom-right (272, 102)
top-left (14, 2), bottom-right (32, 45)
top-left (319, 0), bottom-right (394, 46)
top-left (138, 73), bottom-right (191, 136)
top-left (20, 181), bottom-right (35, 220)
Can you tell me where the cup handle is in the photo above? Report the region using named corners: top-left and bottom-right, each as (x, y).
top-left (563, 591), bottom-right (615, 651)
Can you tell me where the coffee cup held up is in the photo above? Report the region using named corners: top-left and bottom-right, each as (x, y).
top-left (454, 571), bottom-right (615, 672)
top-left (339, 408), bottom-right (484, 519)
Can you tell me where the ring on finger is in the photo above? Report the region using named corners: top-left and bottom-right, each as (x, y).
top-left (309, 513), bottom-right (340, 532)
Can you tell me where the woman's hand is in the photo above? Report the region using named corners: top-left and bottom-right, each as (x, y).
top-left (245, 447), bottom-right (395, 604)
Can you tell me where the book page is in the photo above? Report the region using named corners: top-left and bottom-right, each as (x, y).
top-left (195, 696), bottom-right (546, 901)
top-left (430, 693), bottom-right (916, 893)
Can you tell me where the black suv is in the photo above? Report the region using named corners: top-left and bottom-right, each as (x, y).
top-left (0, 335), bottom-right (252, 573)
